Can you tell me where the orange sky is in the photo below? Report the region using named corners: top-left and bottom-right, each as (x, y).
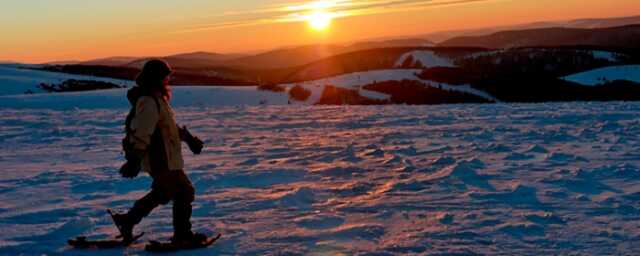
top-left (1, 0), bottom-right (639, 63)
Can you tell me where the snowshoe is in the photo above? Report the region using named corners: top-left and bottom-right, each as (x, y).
top-left (145, 233), bottom-right (221, 252)
top-left (68, 233), bottom-right (144, 249)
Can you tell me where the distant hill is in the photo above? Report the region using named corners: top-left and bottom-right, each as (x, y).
top-left (438, 25), bottom-right (640, 49)
top-left (124, 51), bottom-right (246, 69)
top-left (270, 47), bottom-right (479, 84)
top-left (216, 38), bottom-right (435, 69)
top-left (425, 14), bottom-right (640, 43)
top-left (224, 44), bottom-right (346, 70)
top-left (168, 51), bottom-right (246, 61)
top-left (78, 39), bottom-right (434, 71)
top-left (81, 56), bottom-right (142, 66)
top-left (43, 60), bottom-right (81, 65)
top-left (563, 15), bottom-right (640, 29)
top-left (348, 38), bottom-right (434, 49)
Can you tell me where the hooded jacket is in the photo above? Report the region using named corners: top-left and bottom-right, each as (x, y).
top-left (127, 87), bottom-right (184, 174)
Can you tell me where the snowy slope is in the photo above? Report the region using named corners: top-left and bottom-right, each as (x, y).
top-left (563, 65), bottom-right (640, 86)
top-left (0, 65), bottom-right (134, 96)
top-left (394, 50), bottom-right (456, 68)
top-left (0, 86), bottom-right (289, 110)
top-left (280, 69), bottom-right (497, 104)
top-left (281, 70), bottom-right (419, 103)
top-left (0, 102), bottom-right (639, 255)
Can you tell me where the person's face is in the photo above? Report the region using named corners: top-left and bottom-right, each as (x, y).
top-left (163, 75), bottom-right (171, 86)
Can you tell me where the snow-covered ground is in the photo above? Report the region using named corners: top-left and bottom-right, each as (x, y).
top-left (563, 65), bottom-right (640, 86)
top-left (1, 102), bottom-right (639, 255)
top-left (0, 65), bottom-right (134, 96)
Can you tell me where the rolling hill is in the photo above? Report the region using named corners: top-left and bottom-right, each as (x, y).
top-left (122, 51), bottom-right (247, 69)
top-left (439, 24), bottom-right (640, 49)
top-left (424, 14), bottom-right (640, 43)
top-left (73, 39), bottom-right (434, 71)
top-left (197, 39), bottom-right (435, 70)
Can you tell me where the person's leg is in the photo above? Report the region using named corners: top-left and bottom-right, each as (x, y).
top-left (125, 189), bottom-right (162, 225)
top-left (171, 170), bottom-right (196, 240)
top-left (110, 187), bottom-right (163, 239)
top-left (117, 173), bottom-right (173, 233)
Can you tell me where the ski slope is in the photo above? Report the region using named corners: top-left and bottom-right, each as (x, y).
top-left (1, 102), bottom-right (639, 255)
top-left (563, 65), bottom-right (640, 86)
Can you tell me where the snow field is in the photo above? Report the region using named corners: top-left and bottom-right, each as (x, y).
top-left (0, 102), bottom-right (639, 254)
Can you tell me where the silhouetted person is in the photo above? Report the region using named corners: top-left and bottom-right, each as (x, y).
top-left (112, 59), bottom-right (205, 246)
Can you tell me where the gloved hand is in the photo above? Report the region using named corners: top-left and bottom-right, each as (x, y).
top-left (120, 161), bottom-right (141, 179)
top-left (187, 136), bottom-right (204, 155)
top-left (120, 149), bottom-right (144, 179)
top-left (180, 126), bottom-right (204, 155)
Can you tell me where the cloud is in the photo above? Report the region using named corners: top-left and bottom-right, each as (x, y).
top-left (175, 0), bottom-right (494, 33)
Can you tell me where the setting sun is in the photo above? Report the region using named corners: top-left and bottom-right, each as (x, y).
top-left (301, 1), bottom-right (337, 31)
top-left (306, 11), bottom-right (334, 30)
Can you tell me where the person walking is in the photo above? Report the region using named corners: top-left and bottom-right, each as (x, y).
top-left (112, 59), bottom-right (206, 246)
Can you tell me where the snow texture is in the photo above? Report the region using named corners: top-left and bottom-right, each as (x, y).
top-left (563, 65), bottom-right (640, 86)
top-left (1, 102), bottom-right (639, 255)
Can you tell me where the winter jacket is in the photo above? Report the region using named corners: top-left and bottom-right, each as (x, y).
top-left (128, 95), bottom-right (184, 174)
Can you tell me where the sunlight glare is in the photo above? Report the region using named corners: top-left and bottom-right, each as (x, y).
top-left (298, 1), bottom-right (336, 31)
top-left (307, 11), bottom-right (333, 30)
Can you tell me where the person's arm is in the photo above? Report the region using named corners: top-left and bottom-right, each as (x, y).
top-left (178, 125), bottom-right (187, 141)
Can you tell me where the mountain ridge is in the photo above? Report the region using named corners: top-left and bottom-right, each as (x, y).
top-left (439, 24), bottom-right (640, 49)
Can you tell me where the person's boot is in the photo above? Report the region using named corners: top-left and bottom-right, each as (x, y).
top-left (107, 210), bottom-right (135, 242)
top-left (171, 231), bottom-right (207, 247)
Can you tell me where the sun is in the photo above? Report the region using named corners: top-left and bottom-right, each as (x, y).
top-left (307, 11), bottom-right (333, 31)
top-left (300, 0), bottom-right (336, 31)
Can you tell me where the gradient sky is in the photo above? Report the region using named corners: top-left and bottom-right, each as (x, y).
top-left (1, 0), bottom-right (639, 63)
